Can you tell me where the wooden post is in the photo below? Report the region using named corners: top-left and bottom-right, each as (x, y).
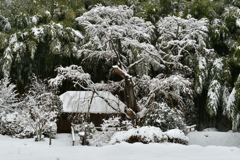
top-left (49, 125), bottom-right (52, 145)
top-left (71, 126), bottom-right (75, 146)
top-left (83, 125), bottom-right (87, 146)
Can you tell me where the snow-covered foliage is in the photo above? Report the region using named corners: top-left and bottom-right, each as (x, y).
top-left (0, 111), bottom-right (34, 138)
top-left (110, 126), bottom-right (166, 144)
top-left (0, 75), bottom-right (61, 138)
top-left (110, 126), bottom-right (188, 145)
top-left (205, 57), bottom-right (233, 117)
top-left (165, 129), bottom-right (189, 144)
top-left (206, 80), bottom-right (221, 116)
top-left (21, 75), bottom-right (62, 140)
top-left (195, 56), bottom-right (208, 95)
top-left (75, 4), bottom-right (161, 75)
top-left (222, 6), bottom-right (240, 30)
top-left (0, 21), bottom-right (83, 76)
top-left (0, 77), bottom-right (20, 134)
top-left (157, 16), bottom-right (209, 51)
top-left (210, 18), bottom-right (229, 43)
top-left (76, 122), bottom-right (96, 145)
top-left (150, 74), bottom-right (193, 107)
top-left (133, 72), bottom-right (195, 126)
top-left (0, 77), bottom-right (19, 111)
top-left (89, 117), bottom-right (133, 146)
top-left (138, 74), bottom-right (194, 115)
top-left (142, 102), bottom-right (186, 132)
top-left (225, 88), bottom-right (237, 119)
top-left (156, 15), bottom-right (214, 73)
top-left (225, 74), bottom-right (240, 131)
top-left (94, 117), bottom-right (122, 144)
top-left (0, 15), bottom-right (11, 32)
top-left (49, 65), bottom-right (92, 89)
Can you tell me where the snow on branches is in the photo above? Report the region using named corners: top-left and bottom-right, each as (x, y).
top-left (136, 74), bottom-right (194, 119)
top-left (224, 74), bottom-right (240, 131)
top-left (49, 65), bottom-right (93, 89)
top-left (23, 75), bottom-right (62, 140)
top-left (76, 4), bottom-right (154, 43)
top-left (195, 56), bottom-right (208, 95)
top-left (75, 4), bottom-right (160, 76)
top-left (148, 74), bottom-right (193, 104)
top-left (206, 80), bottom-right (221, 116)
top-left (156, 15), bottom-right (214, 73)
top-left (0, 21), bottom-right (84, 77)
top-left (0, 15), bottom-right (11, 32)
top-left (157, 16), bottom-right (209, 54)
top-left (0, 77), bottom-right (19, 113)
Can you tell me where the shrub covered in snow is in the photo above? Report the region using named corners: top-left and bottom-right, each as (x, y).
top-left (75, 122), bottom-right (96, 145)
top-left (0, 112), bottom-right (34, 137)
top-left (109, 126), bottom-right (188, 145)
top-left (100, 117), bottom-right (122, 142)
top-left (0, 75), bottom-right (62, 140)
top-left (165, 129), bottom-right (189, 145)
top-left (90, 117), bottom-right (122, 146)
top-left (142, 102), bottom-right (186, 132)
top-left (110, 126), bottom-right (167, 144)
top-left (0, 77), bottom-right (21, 135)
top-left (21, 76), bottom-right (62, 141)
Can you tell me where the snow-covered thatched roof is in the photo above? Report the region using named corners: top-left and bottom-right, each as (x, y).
top-left (60, 91), bottom-right (125, 114)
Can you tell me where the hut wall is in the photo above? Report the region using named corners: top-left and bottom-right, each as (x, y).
top-left (57, 113), bottom-right (125, 133)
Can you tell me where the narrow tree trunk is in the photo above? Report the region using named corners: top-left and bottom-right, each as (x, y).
top-left (85, 91), bottom-right (95, 122)
top-left (124, 78), bottom-right (140, 113)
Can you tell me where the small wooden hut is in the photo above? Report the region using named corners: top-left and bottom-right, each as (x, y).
top-left (57, 91), bottom-right (126, 133)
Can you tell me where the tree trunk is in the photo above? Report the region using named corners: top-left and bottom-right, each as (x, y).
top-left (112, 38), bottom-right (140, 125)
top-left (124, 77), bottom-right (140, 113)
top-left (113, 67), bottom-right (140, 113)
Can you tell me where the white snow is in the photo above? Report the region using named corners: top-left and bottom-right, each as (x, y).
top-left (226, 87), bottom-right (236, 119)
top-left (109, 126), bottom-right (167, 145)
top-left (166, 129), bottom-right (189, 142)
top-left (31, 16), bottom-right (38, 25)
top-left (1, 129), bottom-right (240, 160)
top-left (188, 130), bottom-right (240, 148)
top-left (113, 65), bottom-right (132, 78)
top-left (60, 91), bottom-right (125, 114)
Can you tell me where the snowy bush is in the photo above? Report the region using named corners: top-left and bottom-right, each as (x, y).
top-left (100, 117), bottom-right (122, 142)
top-left (91, 117), bottom-right (122, 146)
top-left (109, 126), bottom-right (167, 145)
top-left (23, 92), bottom-right (61, 141)
top-left (15, 75), bottom-right (63, 140)
top-left (121, 120), bottom-right (133, 131)
top-left (165, 129), bottom-right (189, 145)
top-left (142, 102), bottom-right (186, 132)
top-left (76, 122), bottom-right (96, 145)
top-left (110, 126), bottom-right (188, 145)
top-left (0, 111), bottom-right (36, 138)
top-left (0, 77), bottom-right (20, 135)
top-left (87, 117), bottom-right (133, 146)
top-left (1, 112), bottom-right (26, 136)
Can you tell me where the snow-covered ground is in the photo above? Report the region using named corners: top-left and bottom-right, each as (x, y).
top-left (188, 128), bottom-right (240, 148)
top-left (1, 130), bottom-right (240, 160)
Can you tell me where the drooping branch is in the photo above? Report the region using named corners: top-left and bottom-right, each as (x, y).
top-left (127, 57), bottom-right (145, 73)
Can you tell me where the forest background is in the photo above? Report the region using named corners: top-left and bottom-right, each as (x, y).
top-left (1, 0), bottom-right (240, 136)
